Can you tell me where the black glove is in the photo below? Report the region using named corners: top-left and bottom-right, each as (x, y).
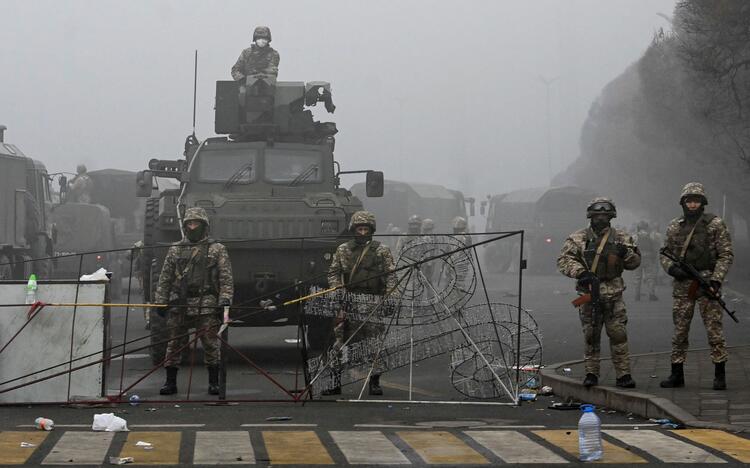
top-left (668, 264), bottom-right (691, 280)
top-left (576, 271), bottom-right (597, 289)
top-left (155, 307), bottom-right (166, 318)
top-left (615, 243), bottom-right (629, 258)
top-left (218, 298), bottom-right (231, 308)
top-left (710, 280), bottom-right (722, 295)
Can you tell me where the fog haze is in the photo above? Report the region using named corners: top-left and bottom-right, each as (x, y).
top-left (1, 0), bottom-right (675, 197)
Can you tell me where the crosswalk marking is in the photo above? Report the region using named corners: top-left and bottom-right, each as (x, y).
top-left (194, 431), bottom-right (254, 465)
top-left (533, 429), bottom-right (647, 464)
top-left (330, 430), bottom-right (410, 465)
top-left (605, 430), bottom-right (725, 464)
top-left (0, 431), bottom-right (48, 465)
top-left (673, 429), bottom-right (750, 463)
top-left (465, 430), bottom-right (568, 464)
top-left (397, 431), bottom-right (489, 465)
top-left (119, 431), bottom-right (182, 465)
top-left (262, 431), bottom-right (334, 465)
top-left (42, 431), bottom-right (114, 465)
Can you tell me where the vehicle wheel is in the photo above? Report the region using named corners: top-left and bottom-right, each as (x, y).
top-left (0, 254), bottom-right (12, 280)
top-left (148, 259), bottom-right (168, 366)
top-left (305, 316), bottom-right (334, 353)
top-left (31, 235), bottom-right (52, 279)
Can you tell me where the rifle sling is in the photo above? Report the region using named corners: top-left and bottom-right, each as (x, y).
top-left (679, 221), bottom-right (699, 260)
top-left (590, 228), bottom-right (611, 273)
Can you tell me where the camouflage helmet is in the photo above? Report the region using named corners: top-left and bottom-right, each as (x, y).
top-left (76, 164), bottom-right (87, 174)
top-left (408, 214), bottom-right (422, 226)
top-left (253, 26), bottom-right (272, 42)
top-left (452, 216), bottom-right (468, 230)
top-left (586, 197), bottom-right (617, 219)
top-left (421, 218), bottom-right (435, 231)
top-left (680, 182), bottom-right (708, 205)
top-left (349, 210), bottom-right (376, 232)
top-left (183, 207), bottom-right (210, 228)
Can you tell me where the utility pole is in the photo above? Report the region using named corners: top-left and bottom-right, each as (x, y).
top-left (539, 75), bottom-right (559, 185)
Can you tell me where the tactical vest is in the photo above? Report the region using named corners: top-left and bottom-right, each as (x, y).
top-left (173, 240), bottom-right (218, 298)
top-left (677, 213), bottom-right (717, 271)
top-left (344, 240), bottom-right (387, 295)
top-left (583, 229), bottom-right (624, 281)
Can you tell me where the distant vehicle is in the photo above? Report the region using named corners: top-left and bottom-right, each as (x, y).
top-left (350, 180), bottom-right (473, 233)
top-left (136, 68), bottom-right (383, 360)
top-left (49, 202), bottom-right (116, 279)
top-left (483, 186), bottom-right (597, 273)
top-left (0, 125), bottom-right (54, 280)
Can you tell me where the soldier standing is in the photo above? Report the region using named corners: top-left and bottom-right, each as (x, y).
top-left (557, 197), bottom-right (641, 388)
top-left (324, 211), bottom-right (396, 396)
top-left (155, 208), bottom-right (234, 396)
top-left (452, 216), bottom-right (472, 247)
top-left (231, 26), bottom-right (280, 81)
top-left (660, 183), bottom-right (733, 390)
top-left (395, 214), bottom-right (422, 260)
top-left (634, 220), bottom-right (658, 301)
top-left (68, 164), bottom-right (93, 203)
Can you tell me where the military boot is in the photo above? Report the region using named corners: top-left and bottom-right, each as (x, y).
top-left (368, 374), bottom-right (383, 396)
top-left (660, 363), bottom-right (684, 388)
top-left (713, 362), bottom-right (726, 390)
top-left (159, 366), bottom-right (178, 395)
top-left (582, 373), bottom-right (598, 388)
top-left (616, 374), bottom-right (636, 388)
top-left (207, 366), bottom-right (220, 395)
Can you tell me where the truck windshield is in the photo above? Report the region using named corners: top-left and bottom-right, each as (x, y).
top-left (265, 149), bottom-right (322, 184)
top-left (198, 148), bottom-right (258, 183)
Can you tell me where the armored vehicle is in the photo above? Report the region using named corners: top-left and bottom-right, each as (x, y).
top-left (483, 185), bottom-right (596, 273)
top-left (137, 74), bottom-right (383, 361)
top-left (351, 180), bottom-right (473, 233)
top-left (0, 126), bottom-right (54, 280)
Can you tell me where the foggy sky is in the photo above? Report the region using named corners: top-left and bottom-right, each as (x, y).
top-left (1, 0), bottom-right (675, 198)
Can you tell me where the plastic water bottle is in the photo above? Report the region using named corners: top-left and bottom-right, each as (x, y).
top-left (34, 417), bottom-right (54, 431)
top-left (578, 404), bottom-right (603, 462)
top-left (25, 274), bottom-right (38, 305)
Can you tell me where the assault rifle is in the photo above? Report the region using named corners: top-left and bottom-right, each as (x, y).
top-left (660, 248), bottom-right (739, 323)
top-left (571, 274), bottom-right (601, 314)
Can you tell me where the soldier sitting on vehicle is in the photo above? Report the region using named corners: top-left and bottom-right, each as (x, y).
top-left (155, 207), bottom-right (234, 396)
top-left (231, 26), bottom-right (280, 82)
top-left (68, 164), bottom-right (93, 203)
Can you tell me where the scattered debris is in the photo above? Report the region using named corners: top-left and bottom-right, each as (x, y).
top-left (265, 416), bottom-right (292, 421)
top-left (146, 408), bottom-right (157, 412)
top-left (519, 392), bottom-right (537, 401)
top-left (20, 442), bottom-right (36, 448)
top-left (135, 441), bottom-right (152, 447)
top-left (129, 395), bottom-right (140, 406)
top-left (34, 417), bottom-right (54, 431)
top-left (650, 375), bottom-right (657, 378)
top-left (549, 402), bottom-right (581, 410)
top-left (109, 456), bottom-right (134, 465)
top-left (92, 413), bottom-right (129, 432)
top-left (538, 386), bottom-right (553, 396)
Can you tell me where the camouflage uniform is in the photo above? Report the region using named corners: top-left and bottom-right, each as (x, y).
top-left (326, 211), bottom-right (396, 391)
top-left (231, 27), bottom-right (280, 81)
top-left (557, 198), bottom-right (641, 380)
top-left (452, 216), bottom-right (473, 248)
top-left (68, 164), bottom-right (92, 203)
top-left (155, 208), bottom-right (234, 369)
top-left (661, 183), bottom-right (733, 365)
top-left (395, 214), bottom-right (422, 262)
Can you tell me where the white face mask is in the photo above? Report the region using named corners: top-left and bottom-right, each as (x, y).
top-left (255, 38), bottom-right (269, 48)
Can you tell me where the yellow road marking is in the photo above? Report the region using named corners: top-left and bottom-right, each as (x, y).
top-left (398, 431), bottom-right (489, 464)
top-left (673, 429), bottom-right (750, 463)
top-left (119, 431), bottom-right (181, 465)
top-left (0, 431), bottom-right (48, 465)
top-left (262, 431), bottom-right (333, 464)
top-left (533, 429), bottom-right (647, 463)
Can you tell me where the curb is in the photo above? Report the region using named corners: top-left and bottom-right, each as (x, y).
top-left (540, 357), bottom-right (748, 433)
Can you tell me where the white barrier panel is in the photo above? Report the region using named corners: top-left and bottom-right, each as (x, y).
top-left (0, 281), bottom-right (109, 403)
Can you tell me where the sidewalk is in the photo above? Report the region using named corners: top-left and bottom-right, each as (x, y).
top-left (541, 345), bottom-right (750, 432)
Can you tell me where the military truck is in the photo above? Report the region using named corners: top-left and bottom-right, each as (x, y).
top-left (482, 186), bottom-right (597, 273)
top-left (351, 180), bottom-right (473, 233)
top-left (137, 73), bottom-right (383, 360)
top-left (0, 125), bottom-right (54, 280)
